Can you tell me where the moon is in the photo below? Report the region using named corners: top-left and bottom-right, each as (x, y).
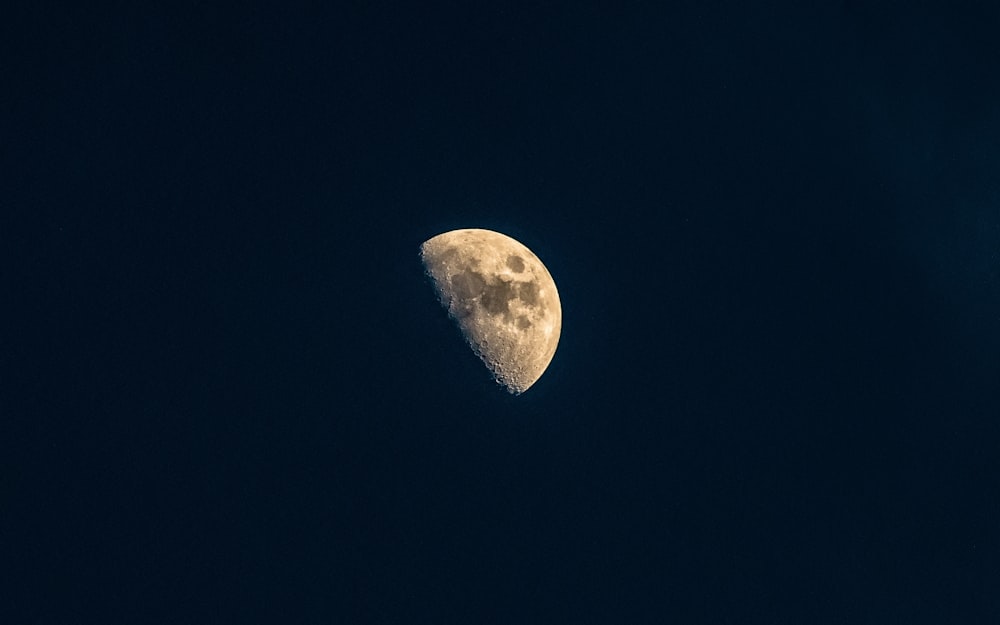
top-left (420, 228), bottom-right (562, 395)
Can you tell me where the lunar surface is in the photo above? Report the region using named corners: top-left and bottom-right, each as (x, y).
top-left (420, 228), bottom-right (562, 394)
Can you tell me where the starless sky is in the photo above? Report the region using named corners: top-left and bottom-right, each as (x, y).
top-left (6, 1), bottom-right (1000, 623)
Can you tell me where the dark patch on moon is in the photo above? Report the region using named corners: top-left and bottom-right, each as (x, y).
top-left (451, 270), bottom-right (486, 300)
top-left (516, 315), bottom-right (531, 329)
top-left (481, 278), bottom-right (516, 315)
top-left (506, 255), bottom-right (525, 272)
top-left (515, 281), bottom-right (538, 305)
top-left (448, 267), bottom-right (540, 321)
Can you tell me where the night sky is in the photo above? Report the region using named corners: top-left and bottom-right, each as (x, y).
top-left (7, 1), bottom-right (1000, 622)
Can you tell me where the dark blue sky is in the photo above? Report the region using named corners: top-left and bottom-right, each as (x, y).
top-left (7, 1), bottom-right (1000, 622)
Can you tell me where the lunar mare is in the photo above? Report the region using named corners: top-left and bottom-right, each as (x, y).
top-left (420, 228), bottom-right (561, 395)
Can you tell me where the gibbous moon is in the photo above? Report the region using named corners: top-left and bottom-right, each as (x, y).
top-left (420, 228), bottom-right (561, 395)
